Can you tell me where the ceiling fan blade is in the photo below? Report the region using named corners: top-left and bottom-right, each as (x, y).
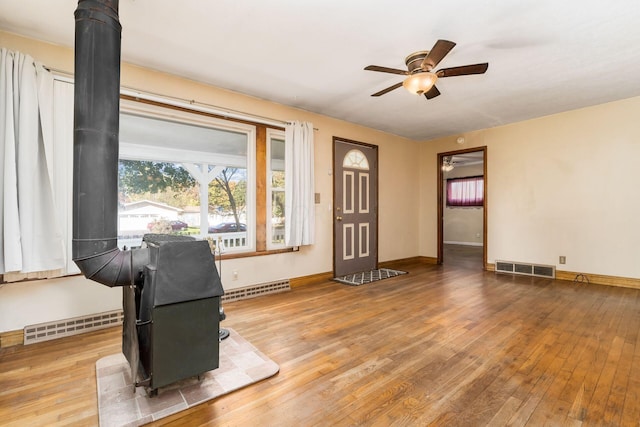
top-left (371, 82), bottom-right (403, 97)
top-left (436, 63), bottom-right (489, 78)
top-left (424, 85), bottom-right (441, 100)
top-left (364, 65), bottom-right (409, 75)
top-left (421, 39), bottom-right (456, 71)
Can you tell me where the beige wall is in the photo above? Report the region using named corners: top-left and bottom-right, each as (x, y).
top-left (443, 163), bottom-right (484, 245)
top-left (420, 96), bottom-right (640, 279)
top-left (0, 32), bottom-right (420, 331)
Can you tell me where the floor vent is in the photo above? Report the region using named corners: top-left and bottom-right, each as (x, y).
top-left (24, 310), bottom-right (123, 345)
top-left (495, 260), bottom-right (556, 279)
top-left (222, 280), bottom-right (291, 303)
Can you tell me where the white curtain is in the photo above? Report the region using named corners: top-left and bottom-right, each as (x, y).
top-left (0, 48), bottom-right (65, 279)
top-left (284, 121), bottom-right (315, 246)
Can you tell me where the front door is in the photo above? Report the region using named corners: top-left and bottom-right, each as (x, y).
top-left (333, 138), bottom-right (378, 277)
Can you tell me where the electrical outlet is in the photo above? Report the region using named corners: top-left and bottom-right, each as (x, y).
top-left (559, 256), bottom-right (566, 265)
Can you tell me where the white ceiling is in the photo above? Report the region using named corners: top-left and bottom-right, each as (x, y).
top-left (2, 0), bottom-right (640, 141)
top-left (450, 151), bottom-right (483, 167)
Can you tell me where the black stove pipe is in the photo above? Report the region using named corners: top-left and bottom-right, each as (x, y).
top-left (73, 0), bottom-right (147, 286)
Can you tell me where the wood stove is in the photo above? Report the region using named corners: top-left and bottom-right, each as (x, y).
top-left (72, 0), bottom-right (224, 395)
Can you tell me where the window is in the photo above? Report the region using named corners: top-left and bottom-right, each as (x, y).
top-left (343, 149), bottom-right (369, 170)
top-left (117, 100), bottom-right (256, 253)
top-left (446, 176), bottom-right (484, 207)
top-left (8, 79), bottom-right (289, 283)
top-left (267, 130), bottom-right (286, 249)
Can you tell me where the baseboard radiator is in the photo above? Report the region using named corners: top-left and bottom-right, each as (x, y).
top-left (22, 280), bottom-right (291, 345)
top-left (24, 310), bottom-right (124, 345)
top-left (495, 260), bottom-right (556, 279)
top-left (221, 279), bottom-right (291, 303)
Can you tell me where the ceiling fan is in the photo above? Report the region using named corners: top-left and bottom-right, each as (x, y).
top-left (364, 39), bottom-right (488, 99)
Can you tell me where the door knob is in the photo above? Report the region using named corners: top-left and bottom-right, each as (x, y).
top-left (336, 216), bottom-right (342, 221)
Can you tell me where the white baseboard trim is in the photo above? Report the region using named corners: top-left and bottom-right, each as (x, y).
top-left (444, 241), bottom-right (484, 247)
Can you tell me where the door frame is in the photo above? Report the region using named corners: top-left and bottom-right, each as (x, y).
top-left (332, 136), bottom-right (379, 276)
top-left (437, 146), bottom-right (488, 268)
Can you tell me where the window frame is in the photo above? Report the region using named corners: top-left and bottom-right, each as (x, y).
top-left (118, 96), bottom-right (294, 259)
top-left (119, 99), bottom-right (256, 253)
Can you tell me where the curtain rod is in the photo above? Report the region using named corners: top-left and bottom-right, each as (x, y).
top-left (45, 66), bottom-right (318, 130)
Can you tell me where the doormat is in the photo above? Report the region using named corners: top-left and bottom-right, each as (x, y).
top-left (334, 268), bottom-right (407, 286)
top-left (96, 328), bottom-right (279, 427)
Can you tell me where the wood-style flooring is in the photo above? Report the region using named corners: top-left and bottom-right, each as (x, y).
top-left (2, 247), bottom-right (640, 426)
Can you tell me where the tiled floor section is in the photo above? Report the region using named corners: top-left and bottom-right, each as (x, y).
top-left (96, 328), bottom-right (279, 427)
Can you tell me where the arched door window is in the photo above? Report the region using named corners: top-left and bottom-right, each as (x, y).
top-left (343, 149), bottom-right (370, 170)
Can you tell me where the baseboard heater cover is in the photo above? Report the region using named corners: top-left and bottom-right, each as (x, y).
top-left (22, 280), bottom-right (291, 344)
top-left (222, 280), bottom-right (291, 303)
top-left (24, 310), bottom-right (124, 345)
top-left (495, 260), bottom-right (556, 279)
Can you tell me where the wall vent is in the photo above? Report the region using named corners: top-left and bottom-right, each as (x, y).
top-left (495, 260), bottom-right (555, 279)
top-left (222, 280), bottom-right (291, 303)
top-left (24, 310), bottom-right (123, 345)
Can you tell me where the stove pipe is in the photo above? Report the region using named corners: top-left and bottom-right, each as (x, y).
top-left (73, 0), bottom-right (146, 286)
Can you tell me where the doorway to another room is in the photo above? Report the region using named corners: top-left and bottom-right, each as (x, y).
top-left (438, 147), bottom-right (487, 269)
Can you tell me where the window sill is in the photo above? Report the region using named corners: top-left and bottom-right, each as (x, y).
top-left (217, 247), bottom-right (298, 260)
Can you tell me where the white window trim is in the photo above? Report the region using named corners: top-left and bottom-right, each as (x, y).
top-left (119, 99), bottom-right (257, 254)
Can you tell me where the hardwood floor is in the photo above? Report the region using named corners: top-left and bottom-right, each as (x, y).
top-left (443, 243), bottom-right (484, 270)
top-left (2, 260), bottom-right (640, 426)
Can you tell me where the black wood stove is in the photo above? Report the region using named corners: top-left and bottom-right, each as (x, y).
top-left (72, 0), bottom-right (224, 395)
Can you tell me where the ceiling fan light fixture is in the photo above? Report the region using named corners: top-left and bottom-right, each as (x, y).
top-left (442, 156), bottom-right (455, 172)
top-left (403, 72), bottom-right (438, 95)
